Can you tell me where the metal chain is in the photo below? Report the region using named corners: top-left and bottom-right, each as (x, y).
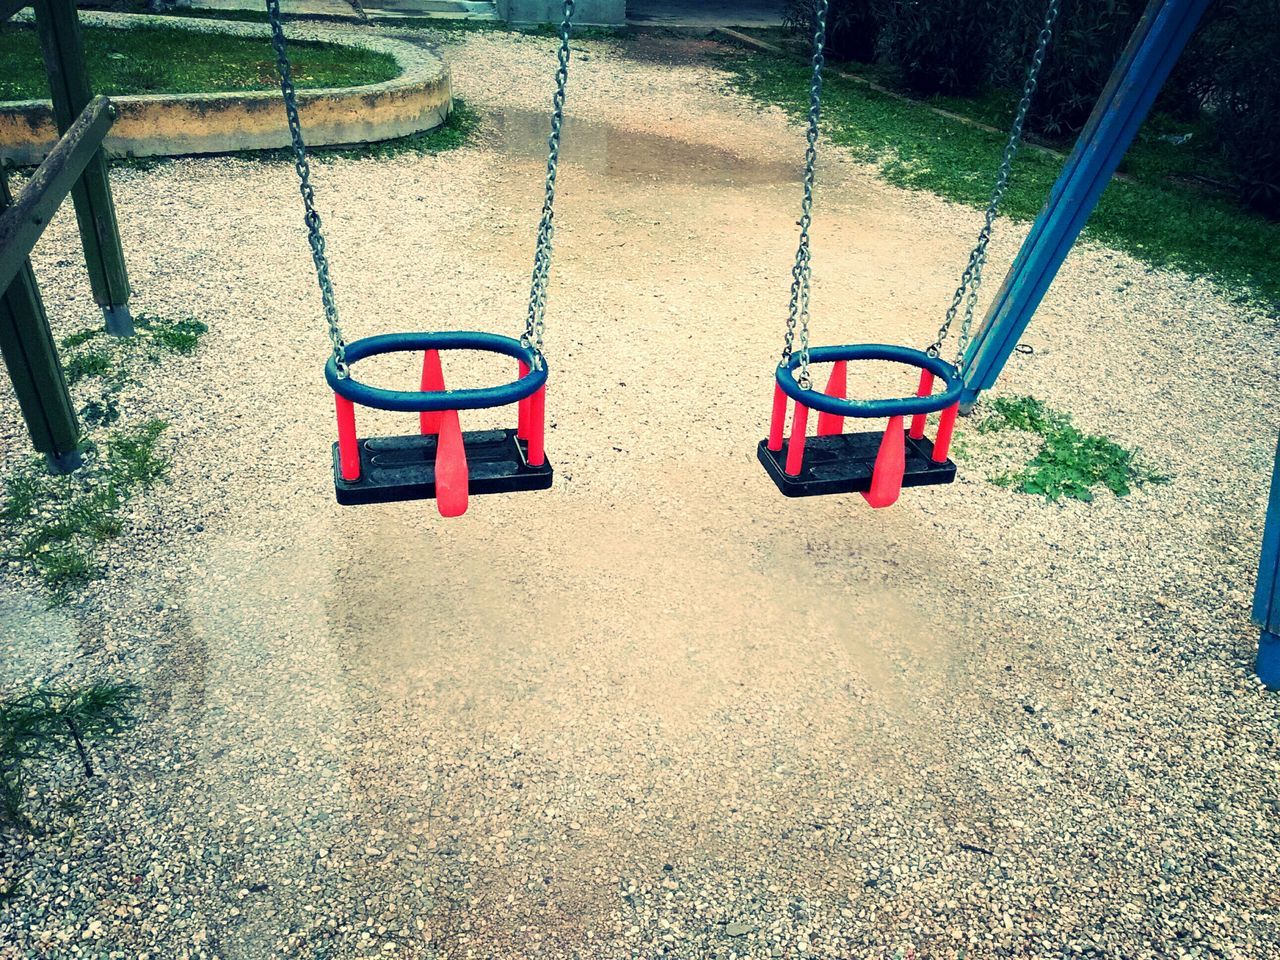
top-left (929, 0), bottom-right (1060, 368)
top-left (265, 0), bottom-right (349, 377)
top-left (780, 0), bottom-right (828, 391)
top-left (522, 0), bottom-right (576, 370)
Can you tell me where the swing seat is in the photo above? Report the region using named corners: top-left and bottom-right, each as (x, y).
top-left (333, 430), bottom-right (553, 506)
top-left (327, 332), bottom-right (552, 515)
top-left (758, 430), bottom-right (955, 498)
top-left (760, 344), bottom-right (963, 507)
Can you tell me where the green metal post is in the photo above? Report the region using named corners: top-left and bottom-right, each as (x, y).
top-left (0, 167), bottom-right (82, 473)
top-left (33, 0), bottom-right (133, 336)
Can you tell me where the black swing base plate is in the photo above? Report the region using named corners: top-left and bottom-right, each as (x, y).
top-left (757, 431), bottom-right (957, 498)
top-left (333, 428), bottom-right (553, 506)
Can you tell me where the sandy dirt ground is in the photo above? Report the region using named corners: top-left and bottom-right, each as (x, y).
top-left (2, 27), bottom-right (1278, 960)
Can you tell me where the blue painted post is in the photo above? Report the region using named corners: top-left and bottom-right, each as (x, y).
top-left (959, 0), bottom-right (1212, 409)
top-left (1254, 434), bottom-right (1280, 689)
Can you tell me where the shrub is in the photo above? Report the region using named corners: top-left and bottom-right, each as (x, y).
top-left (878, 0), bottom-right (1002, 95)
top-left (1001, 0), bottom-right (1146, 139)
top-left (1186, 0), bottom-right (1280, 218)
top-left (785, 0), bottom-right (886, 63)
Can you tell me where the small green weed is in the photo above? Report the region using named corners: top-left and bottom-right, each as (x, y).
top-left (978, 395), bottom-right (1168, 502)
top-left (63, 348), bottom-right (114, 386)
top-left (59, 314), bottom-right (207, 405)
top-left (136, 315), bottom-right (208, 356)
top-left (60, 329), bottom-right (102, 350)
top-left (0, 683), bottom-right (139, 827)
top-left (0, 420), bottom-right (171, 597)
top-left (107, 419), bottom-right (170, 488)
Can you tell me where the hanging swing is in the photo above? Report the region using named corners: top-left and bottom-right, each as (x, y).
top-left (759, 0), bottom-right (1060, 508)
top-left (265, 0), bottom-right (577, 517)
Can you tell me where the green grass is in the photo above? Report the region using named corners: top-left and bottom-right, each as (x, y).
top-left (1, 682), bottom-right (138, 827)
top-left (137, 316), bottom-right (208, 355)
top-left (0, 21), bottom-right (398, 100)
top-left (59, 314), bottom-right (207, 387)
top-left (0, 313), bottom-right (201, 600)
top-left (1, 420), bottom-right (169, 582)
top-left (0, 419), bottom-right (170, 598)
top-left (975, 396), bottom-right (1168, 502)
top-left (722, 53), bottom-right (1280, 310)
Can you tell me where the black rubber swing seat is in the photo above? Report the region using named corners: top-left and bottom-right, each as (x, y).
top-left (327, 333), bottom-right (552, 516)
top-left (332, 429), bottom-right (553, 507)
top-left (761, 344), bottom-right (963, 507)
top-left (757, 431), bottom-right (956, 498)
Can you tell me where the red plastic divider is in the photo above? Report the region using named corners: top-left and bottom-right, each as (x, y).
top-left (862, 415), bottom-right (905, 509)
top-left (785, 403), bottom-right (810, 476)
top-left (908, 369), bottom-right (935, 439)
top-left (419, 350), bottom-right (446, 435)
top-left (816, 360), bottom-right (848, 436)
top-left (335, 394), bottom-right (361, 482)
top-left (768, 383), bottom-right (787, 452)
top-left (526, 385), bottom-right (546, 467)
top-left (932, 402), bottom-right (959, 462)
top-left (435, 409), bottom-right (469, 517)
top-left (517, 361), bottom-right (531, 440)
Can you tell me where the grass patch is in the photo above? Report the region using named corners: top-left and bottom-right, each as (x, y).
top-left (0, 314), bottom-right (201, 601)
top-left (975, 395), bottom-right (1168, 502)
top-left (138, 316), bottom-right (208, 355)
top-left (0, 21), bottom-right (398, 100)
top-left (64, 347), bottom-right (114, 386)
top-left (0, 682), bottom-right (138, 827)
top-left (0, 420), bottom-right (170, 599)
top-left (722, 52), bottom-right (1280, 310)
top-left (59, 313), bottom-right (207, 390)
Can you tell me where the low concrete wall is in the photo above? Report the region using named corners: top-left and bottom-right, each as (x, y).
top-left (0, 13), bottom-right (451, 165)
top-left (506, 0), bottom-right (625, 25)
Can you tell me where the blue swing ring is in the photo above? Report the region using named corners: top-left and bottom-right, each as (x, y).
top-left (776, 344), bottom-right (963, 419)
top-left (325, 331), bottom-right (547, 413)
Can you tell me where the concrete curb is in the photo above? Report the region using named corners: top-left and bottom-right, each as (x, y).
top-left (0, 12), bottom-right (452, 164)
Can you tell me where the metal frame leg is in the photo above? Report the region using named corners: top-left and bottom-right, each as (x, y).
top-left (1253, 434), bottom-right (1280, 690)
top-left (958, 0), bottom-right (1212, 410)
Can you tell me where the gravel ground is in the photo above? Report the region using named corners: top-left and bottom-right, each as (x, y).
top-left (2, 25), bottom-right (1279, 960)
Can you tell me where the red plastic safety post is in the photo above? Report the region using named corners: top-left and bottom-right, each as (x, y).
top-left (435, 409), bottom-right (469, 518)
top-left (785, 403), bottom-right (810, 477)
top-left (768, 383), bottom-right (787, 452)
top-left (932, 402), bottom-right (960, 462)
top-left (816, 360), bottom-right (847, 436)
top-left (335, 393), bottom-right (361, 482)
top-left (908, 369), bottom-right (935, 439)
top-left (526, 385), bottom-right (546, 467)
top-left (419, 350), bottom-right (446, 435)
top-left (862, 415), bottom-right (906, 509)
top-left (517, 361), bottom-right (531, 440)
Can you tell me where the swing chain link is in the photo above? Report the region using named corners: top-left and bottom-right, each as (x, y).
top-left (781, 0), bottom-right (828, 391)
top-left (522, 0), bottom-right (576, 371)
top-left (265, 0), bottom-right (349, 378)
top-left (929, 0), bottom-right (1060, 369)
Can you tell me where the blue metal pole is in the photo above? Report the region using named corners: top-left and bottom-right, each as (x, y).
top-left (1254, 434), bottom-right (1280, 690)
top-left (959, 0), bottom-right (1212, 409)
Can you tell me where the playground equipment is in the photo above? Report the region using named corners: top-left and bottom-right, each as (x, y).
top-left (0, 0), bottom-right (133, 475)
top-left (759, 0), bottom-right (1059, 508)
top-left (265, 0), bottom-right (576, 518)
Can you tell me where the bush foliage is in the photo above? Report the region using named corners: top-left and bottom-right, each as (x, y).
top-left (784, 0), bottom-right (1280, 217)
